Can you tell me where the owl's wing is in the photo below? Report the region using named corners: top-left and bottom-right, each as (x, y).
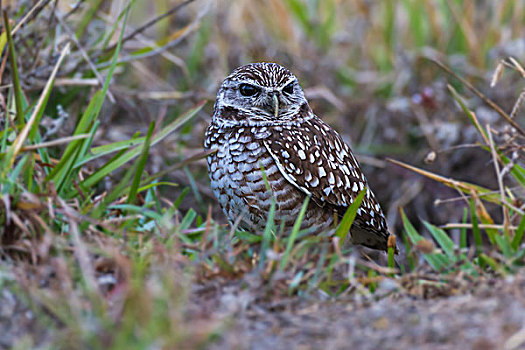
top-left (263, 115), bottom-right (390, 249)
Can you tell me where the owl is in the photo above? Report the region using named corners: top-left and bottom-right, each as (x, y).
top-left (204, 62), bottom-right (391, 251)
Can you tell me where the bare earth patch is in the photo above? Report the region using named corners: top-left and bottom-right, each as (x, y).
top-left (206, 272), bottom-right (525, 350)
top-left (4, 268), bottom-right (525, 349)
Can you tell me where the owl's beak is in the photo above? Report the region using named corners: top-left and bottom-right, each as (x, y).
top-left (272, 93), bottom-right (279, 118)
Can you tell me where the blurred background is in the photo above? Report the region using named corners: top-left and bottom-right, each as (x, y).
top-left (15, 0), bottom-right (525, 239)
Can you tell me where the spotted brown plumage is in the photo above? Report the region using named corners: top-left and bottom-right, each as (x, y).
top-left (204, 62), bottom-right (391, 251)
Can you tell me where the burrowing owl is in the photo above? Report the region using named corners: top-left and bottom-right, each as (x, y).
top-left (204, 62), bottom-right (391, 251)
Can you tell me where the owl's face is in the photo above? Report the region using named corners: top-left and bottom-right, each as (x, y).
top-left (213, 62), bottom-right (310, 125)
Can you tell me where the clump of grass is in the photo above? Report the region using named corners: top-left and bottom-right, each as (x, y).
top-left (0, 2), bottom-right (216, 348)
top-left (391, 58), bottom-right (525, 278)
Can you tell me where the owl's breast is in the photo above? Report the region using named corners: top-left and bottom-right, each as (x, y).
top-left (205, 122), bottom-right (336, 234)
top-left (205, 124), bottom-right (276, 231)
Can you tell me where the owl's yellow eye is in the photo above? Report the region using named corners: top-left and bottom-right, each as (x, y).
top-left (239, 84), bottom-right (258, 96)
top-left (283, 82), bottom-right (294, 94)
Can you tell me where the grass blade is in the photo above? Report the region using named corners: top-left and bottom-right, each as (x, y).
top-left (179, 209), bottom-right (197, 232)
top-left (280, 196), bottom-right (309, 271)
top-left (76, 101), bottom-right (204, 193)
top-left (460, 207), bottom-right (468, 249)
top-left (448, 84), bottom-right (489, 144)
top-left (259, 199), bottom-right (275, 270)
top-left (469, 198), bottom-right (483, 255)
top-left (335, 188), bottom-right (367, 246)
top-left (387, 242), bottom-right (395, 271)
top-left (76, 137), bottom-right (146, 166)
top-left (494, 234), bottom-right (512, 258)
top-left (259, 165), bottom-right (276, 270)
top-left (387, 158), bottom-right (504, 205)
top-left (423, 221), bottom-right (456, 261)
top-left (45, 91), bottom-right (103, 185)
top-left (127, 122), bottom-right (155, 205)
top-left (479, 253), bottom-right (504, 274)
top-left (400, 208), bottom-right (448, 271)
top-left (3, 12), bottom-right (24, 127)
top-left (511, 214), bottom-right (525, 250)
top-left (3, 43), bottom-right (70, 176)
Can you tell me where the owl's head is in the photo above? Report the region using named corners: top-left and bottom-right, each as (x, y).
top-left (213, 62), bottom-right (311, 125)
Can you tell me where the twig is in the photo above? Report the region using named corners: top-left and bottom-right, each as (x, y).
top-left (118, 89), bottom-right (194, 100)
top-left (356, 154), bottom-right (387, 168)
top-left (48, 78), bottom-right (99, 87)
top-left (436, 143), bottom-right (483, 153)
top-left (491, 57), bottom-right (525, 119)
top-left (1, 194), bottom-right (11, 225)
top-left (434, 186), bottom-right (522, 205)
top-left (508, 57), bottom-right (525, 77)
top-left (486, 124), bottom-right (510, 232)
top-left (127, 33), bottom-right (190, 78)
top-left (102, 0), bottom-right (197, 54)
top-left (26, 78), bottom-right (100, 90)
top-left (431, 59), bottom-right (525, 136)
top-left (504, 327), bottom-right (525, 350)
top-left (510, 87), bottom-right (525, 120)
top-left (141, 148), bottom-right (216, 185)
top-left (96, 21), bottom-right (199, 69)
top-left (387, 158), bottom-right (525, 215)
top-left (442, 223), bottom-right (518, 231)
top-left (55, 13), bottom-right (116, 103)
top-left (104, 215), bottom-right (143, 223)
top-left (62, 0), bottom-right (86, 20)
top-left (20, 134), bottom-right (90, 151)
top-left (491, 59), bottom-right (505, 87)
top-left (11, 0), bottom-right (52, 35)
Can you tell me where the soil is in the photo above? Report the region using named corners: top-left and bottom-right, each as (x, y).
top-left (205, 272), bottom-right (525, 350)
top-left (2, 270), bottom-right (525, 349)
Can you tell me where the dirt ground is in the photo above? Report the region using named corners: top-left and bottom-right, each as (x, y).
top-left (2, 268), bottom-right (525, 349)
top-left (202, 272), bottom-right (525, 350)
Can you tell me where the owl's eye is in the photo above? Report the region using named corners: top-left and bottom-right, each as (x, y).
top-left (283, 82), bottom-right (294, 94)
top-left (239, 84), bottom-right (258, 96)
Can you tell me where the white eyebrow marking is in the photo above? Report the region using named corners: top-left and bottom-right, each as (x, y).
top-left (278, 77), bottom-right (296, 89)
